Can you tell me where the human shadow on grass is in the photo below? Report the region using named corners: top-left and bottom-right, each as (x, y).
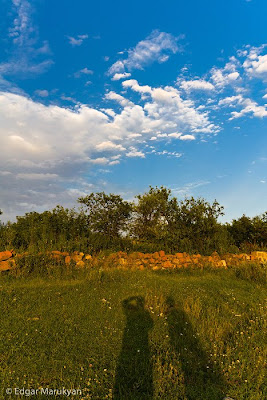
top-left (166, 297), bottom-right (226, 400)
top-left (113, 296), bottom-right (153, 400)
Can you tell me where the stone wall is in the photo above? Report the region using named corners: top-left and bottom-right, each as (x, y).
top-left (1, 250), bottom-right (267, 272)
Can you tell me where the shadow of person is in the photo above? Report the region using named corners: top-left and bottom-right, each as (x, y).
top-left (165, 297), bottom-right (226, 400)
top-left (113, 296), bottom-right (154, 400)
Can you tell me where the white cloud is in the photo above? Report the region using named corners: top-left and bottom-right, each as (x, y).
top-left (17, 173), bottom-right (59, 180)
top-left (179, 134), bottom-right (196, 140)
top-left (108, 30), bottom-right (183, 74)
top-left (126, 148), bottom-right (145, 158)
top-left (211, 68), bottom-right (240, 88)
top-left (9, 0), bottom-right (34, 45)
top-left (180, 80), bottom-right (215, 91)
top-left (95, 141), bottom-right (126, 152)
top-left (111, 73), bottom-right (132, 81)
top-left (90, 157), bottom-right (109, 165)
top-left (74, 67), bottom-right (94, 78)
top-left (168, 132), bottom-right (182, 139)
top-left (0, 0), bottom-right (53, 80)
top-left (244, 52), bottom-right (267, 81)
top-left (218, 95), bottom-right (243, 106)
top-left (122, 79), bottom-right (153, 94)
top-left (152, 150), bottom-right (182, 158)
top-left (231, 99), bottom-right (267, 119)
top-left (35, 89), bottom-right (49, 97)
top-left (172, 181), bottom-right (210, 196)
top-left (109, 160), bottom-right (120, 165)
top-left (0, 75), bottom-right (220, 219)
top-left (219, 94), bottom-right (267, 119)
top-left (105, 91), bottom-right (134, 107)
top-left (61, 95), bottom-right (76, 103)
top-left (67, 34), bottom-right (88, 46)
top-left (0, 171), bottom-right (12, 176)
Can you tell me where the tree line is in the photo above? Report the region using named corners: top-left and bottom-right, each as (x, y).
top-left (0, 187), bottom-right (266, 255)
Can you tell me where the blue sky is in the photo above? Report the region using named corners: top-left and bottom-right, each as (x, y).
top-left (0, 0), bottom-right (267, 222)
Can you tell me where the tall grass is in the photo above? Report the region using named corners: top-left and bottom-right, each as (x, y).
top-left (0, 268), bottom-right (265, 399)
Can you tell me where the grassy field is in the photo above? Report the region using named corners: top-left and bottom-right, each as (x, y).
top-left (0, 268), bottom-right (266, 399)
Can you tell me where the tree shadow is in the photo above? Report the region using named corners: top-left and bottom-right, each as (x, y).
top-left (165, 297), bottom-right (226, 400)
top-left (113, 296), bottom-right (153, 400)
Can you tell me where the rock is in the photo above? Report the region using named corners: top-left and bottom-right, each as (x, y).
top-left (118, 258), bottom-right (127, 266)
top-left (162, 260), bottom-right (173, 268)
top-left (0, 259), bottom-right (15, 271)
top-left (0, 250), bottom-right (13, 262)
top-left (72, 254), bottom-right (83, 262)
top-left (175, 252), bottom-right (184, 258)
top-left (76, 260), bottom-right (85, 268)
top-left (65, 256), bottom-right (71, 264)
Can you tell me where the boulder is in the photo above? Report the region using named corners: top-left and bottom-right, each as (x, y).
top-left (72, 254), bottom-right (83, 263)
top-left (76, 260), bottom-right (85, 268)
top-left (0, 259), bottom-right (15, 271)
top-left (0, 250), bottom-right (13, 262)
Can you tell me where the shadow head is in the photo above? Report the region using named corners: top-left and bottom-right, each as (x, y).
top-left (122, 296), bottom-right (145, 314)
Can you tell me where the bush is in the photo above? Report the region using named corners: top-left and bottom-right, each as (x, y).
top-left (12, 253), bottom-right (72, 278)
top-left (230, 262), bottom-right (267, 285)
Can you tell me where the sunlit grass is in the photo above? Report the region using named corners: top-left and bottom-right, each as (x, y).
top-left (0, 269), bottom-right (266, 399)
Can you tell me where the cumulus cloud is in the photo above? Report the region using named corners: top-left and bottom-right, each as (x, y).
top-left (243, 46), bottom-right (267, 81)
top-left (180, 80), bottom-right (215, 91)
top-left (219, 95), bottom-right (267, 119)
top-left (95, 141), bottom-right (126, 152)
top-left (108, 30), bottom-right (183, 74)
top-left (123, 80), bottom-right (219, 135)
top-left (0, 78), bottom-right (218, 219)
top-left (179, 134), bottom-right (196, 140)
top-left (126, 148), bottom-right (145, 158)
top-left (111, 72), bottom-right (132, 81)
top-left (210, 66), bottom-right (240, 88)
top-left (105, 91), bottom-right (134, 107)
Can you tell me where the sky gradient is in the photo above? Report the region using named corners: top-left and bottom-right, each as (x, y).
top-left (0, 0), bottom-right (267, 222)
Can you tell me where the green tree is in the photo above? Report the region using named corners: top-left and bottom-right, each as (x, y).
top-left (131, 186), bottom-right (178, 247)
top-left (252, 213), bottom-right (267, 248)
top-left (174, 197), bottom-right (226, 254)
top-left (78, 192), bottom-right (132, 240)
top-left (227, 215), bottom-right (254, 248)
top-left (228, 212), bottom-right (267, 250)
top-left (9, 206), bottom-right (89, 252)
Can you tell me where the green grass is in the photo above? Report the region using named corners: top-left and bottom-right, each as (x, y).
top-left (0, 268), bottom-right (266, 399)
